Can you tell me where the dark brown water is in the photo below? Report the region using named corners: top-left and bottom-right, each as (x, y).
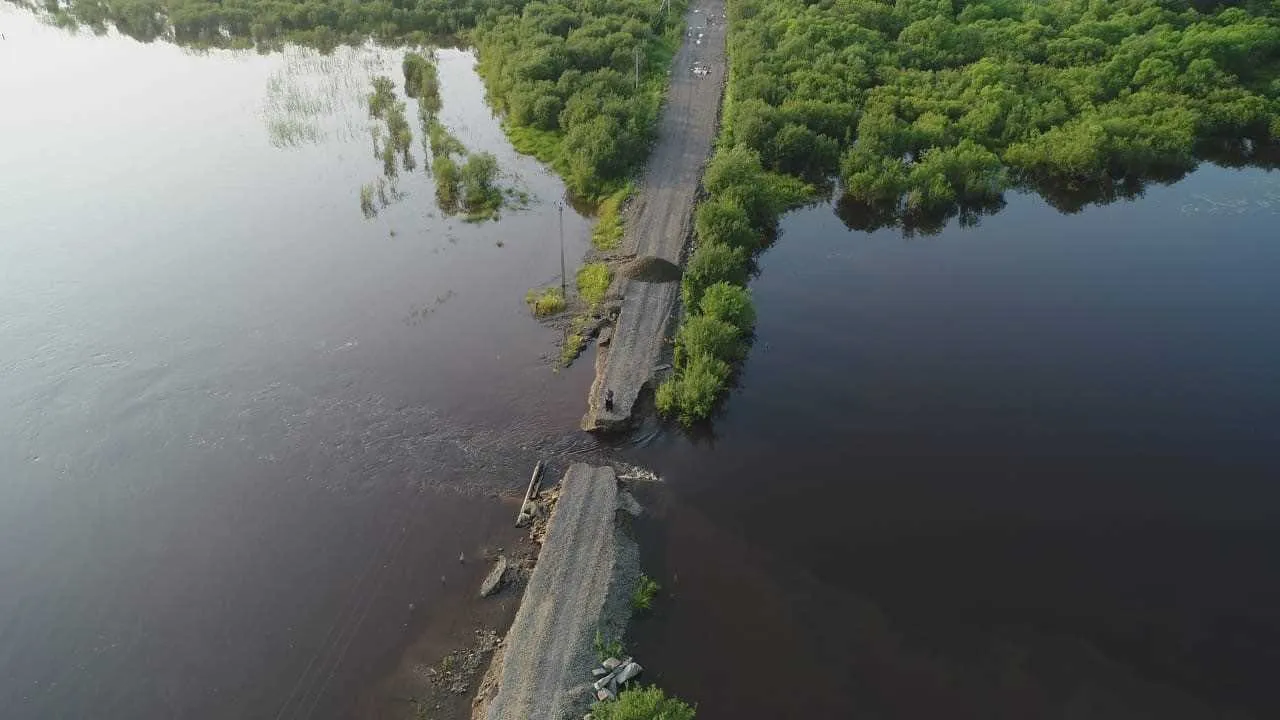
top-left (625, 166), bottom-right (1280, 718)
top-left (0, 12), bottom-right (599, 719)
top-left (8, 8), bottom-right (1280, 720)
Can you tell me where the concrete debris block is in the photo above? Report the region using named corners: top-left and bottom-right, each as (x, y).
top-left (601, 657), bottom-right (622, 670)
top-left (480, 556), bottom-right (509, 598)
top-left (615, 661), bottom-right (642, 684)
top-left (591, 668), bottom-right (608, 678)
top-left (596, 687), bottom-right (616, 702)
top-left (598, 326), bottom-right (613, 347)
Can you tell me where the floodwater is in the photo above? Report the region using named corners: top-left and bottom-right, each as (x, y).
top-left (626, 165), bottom-right (1280, 718)
top-left (0, 9), bottom-right (599, 719)
top-left (7, 7), bottom-right (1280, 720)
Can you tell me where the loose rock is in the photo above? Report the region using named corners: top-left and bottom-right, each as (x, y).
top-left (480, 556), bottom-right (509, 598)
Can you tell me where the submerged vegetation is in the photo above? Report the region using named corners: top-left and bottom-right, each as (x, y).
top-left (26, 0), bottom-right (686, 200)
top-left (631, 574), bottom-right (660, 612)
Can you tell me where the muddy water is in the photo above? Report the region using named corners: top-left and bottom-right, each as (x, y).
top-left (626, 166), bottom-right (1280, 718)
top-left (0, 11), bottom-right (599, 719)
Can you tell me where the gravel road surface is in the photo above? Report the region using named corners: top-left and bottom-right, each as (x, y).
top-left (482, 464), bottom-right (638, 720)
top-left (583, 0), bottom-right (728, 431)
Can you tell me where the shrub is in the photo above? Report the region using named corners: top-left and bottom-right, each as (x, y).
top-left (698, 282), bottom-right (755, 331)
top-left (656, 354), bottom-right (731, 424)
top-left (694, 197), bottom-right (757, 250)
top-left (674, 315), bottom-right (743, 369)
top-left (681, 242), bottom-right (748, 310)
top-left (433, 154), bottom-right (460, 210)
top-left (592, 687), bottom-right (696, 720)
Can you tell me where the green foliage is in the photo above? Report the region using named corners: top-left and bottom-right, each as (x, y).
top-left (632, 574), bottom-right (660, 612)
top-left (433, 153), bottom-right (461, 210)
top-left (474, 0), bottom-right (687, 198)
top-left (694, 197), bottom-right (757, 250)
top-left (591, 687), bottom-right (696, 720)
top-left (699, 282), bottom-right (755, 331)
top-left (593, 629), bottom-right (625, 664)
top-left (673, 315), bottom-right (743, 369)
top-left (723, 0), bottom-right (1280, 221)
top-left (680, 242), bottom-right (747, 311)
top-left (592, 184), bottom-right (631, 250)
top-left (576, 262), bottom-right (612, 307)
top-left (425, 116), bottom-right (464, 160)
top-left (525, 286), bottom-right (566, 317)
top-left (461, 151), bottom-right (502, 217)
top-left (368, 76), bottom-right (397, 120)
top-left (655, 354), bottom-right (731, 425)
top-left (403, 51), bottom-right (442, 114)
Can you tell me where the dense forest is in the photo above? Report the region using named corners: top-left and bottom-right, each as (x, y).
top-left (18, 0), bottom-right (682, 198)
top-left (725, 0), bottom-right (1280, 226)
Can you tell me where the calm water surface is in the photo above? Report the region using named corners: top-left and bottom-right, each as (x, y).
top-left (1, 10), bottom-right (597, 719)
top-left (7, 6), bottom-right (1280, 720)
top-left (628, 166), bottom-right (1280, 719)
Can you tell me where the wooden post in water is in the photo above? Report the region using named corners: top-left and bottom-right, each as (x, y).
top-left (516, 460), bottom-right (545, 526)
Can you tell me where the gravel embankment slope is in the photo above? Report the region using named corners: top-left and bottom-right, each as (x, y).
top-left (583, 0), bottom-right (728, 431)
top-left (482, 464), bottom-right (638, 720)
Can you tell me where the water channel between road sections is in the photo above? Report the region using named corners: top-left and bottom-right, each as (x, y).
top-left (5, 6), bottom-right (1280, 720)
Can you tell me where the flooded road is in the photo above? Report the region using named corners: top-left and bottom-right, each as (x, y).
top-left (7, 6), bottom-right (1280, 720)
top-left (626, 166), bottom-right (1280, 718)
top-left (0, 10), bottom-right (598, 719)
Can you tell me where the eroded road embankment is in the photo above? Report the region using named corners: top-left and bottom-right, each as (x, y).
top-left (583, 0), bottom-right (728, 432)
top-left (477, 464), bottom-right (639, 720)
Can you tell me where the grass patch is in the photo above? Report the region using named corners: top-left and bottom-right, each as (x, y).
top-left (632, 574), bottom-right (660, 612)
top-left (525, 287), bottom-right (566, 317)
top-left (591, 184), bottom-right (632, 251)
top-left (594, 629), bottom-right (625, 664)
top-left (576, 262), bottom-right (612, 307)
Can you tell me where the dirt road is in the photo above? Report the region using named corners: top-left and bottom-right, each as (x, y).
top-left (583, 0), bottom-right (728, 431)
top-left (479, 464), bottom-right (638, 720)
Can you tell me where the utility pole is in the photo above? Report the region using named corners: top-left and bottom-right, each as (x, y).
top-left (558, 202), bottom-right (566, 297)
top-left (634, 45), bottom-right (641, 91)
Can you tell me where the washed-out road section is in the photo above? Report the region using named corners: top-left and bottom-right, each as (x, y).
top-left (583, 0), bottom-right (728, 431)
top-left (480, 464), bottom-right (638, 720)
